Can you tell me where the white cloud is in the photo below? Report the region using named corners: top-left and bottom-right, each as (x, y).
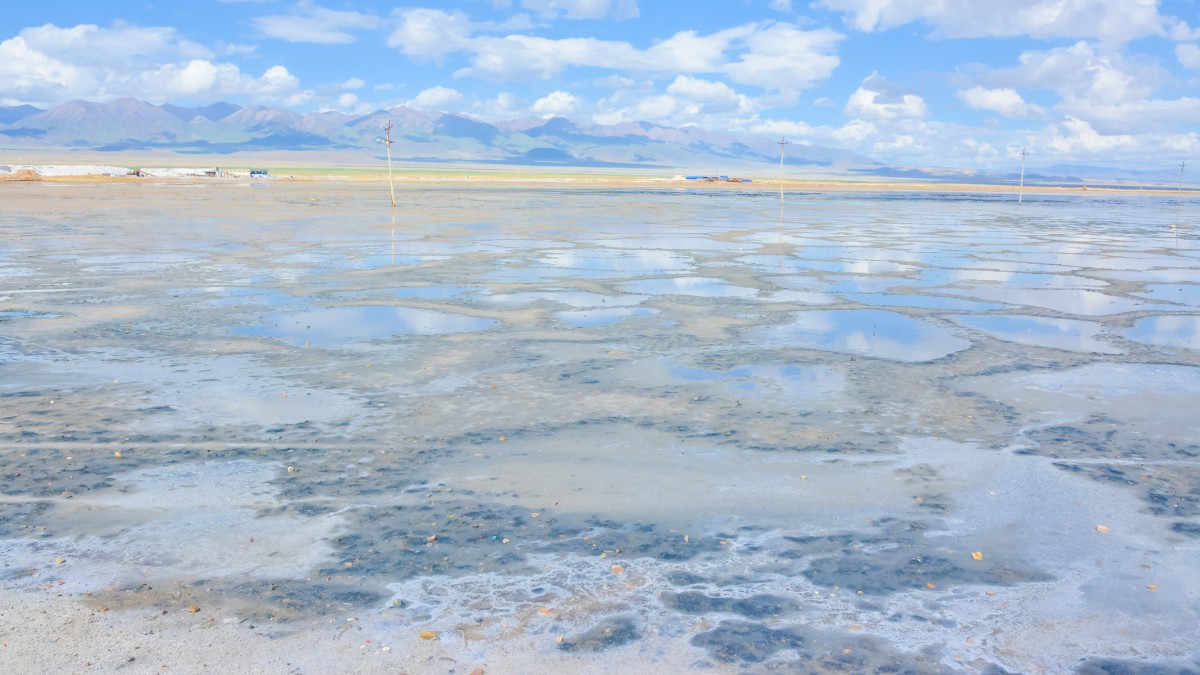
top-left (519, 0), bottom-right (639, 20)
top-left (221, 43), bottom-right (259, 56)
top-left (15, 23), bottom-right (210, 66)
top-left (957, 86), bottom-right (1043, 118)
top-left (1178, 43), bottom-right (1200, 70)
top-left (0, 34), bottom-right (82, 102)
top-left (1007, 42), bottom-right (1159, 105)
top-left (468, 91), bottom-right (524, 119)
top-left (1046, 115), bottom-right (1136, 154)
top-left (844, 72), bottom-right (927, 120)
top-left (260, 65), bottom-right (301, 93)
top-left (768, 0), bottom-right (793, 10)
top-left (412, 86), bottom-right (465, 110)
top-left (464, 34), bottom-right (637, 80)
top-left (341, 77), bottom-right (365, 90)
top-left (532, 90), bottom-right (581, 115)
top-left (388, 14), bottom-right (840, 93)
top-left (1066, 98), bottom-right (1200, 134)
top-left (817, 0), bottom-right (1170, 43)
top-left (631, 94), bottom-right (679, 119)
top-left (666, 75), bottom-right (743, 113)
top-left (0, 23), bottom-right (301, 106)
top-left (723, 24), bottom-right (842, 90)
top-left (389, 8), bottom-right (474, 62)
top-left (254, 1), bottom-right (381, 44)
top-left (831, 119), bottom-right (878, 143)
top-left (751, 119), bottom-right (820, 137)
top-left (873, 134), bottom-right (916, 153)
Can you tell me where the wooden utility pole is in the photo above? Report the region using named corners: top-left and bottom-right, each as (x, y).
top-left (1018, 147), bottom-right (1027, 206)
top-left (1175, 160), bottom-right (1187, 230)
top-left (777, 137), bottom-right (788, 205)
top-left (381, 121), bottom-right (395, 208)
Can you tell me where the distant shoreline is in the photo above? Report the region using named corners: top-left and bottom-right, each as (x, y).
top-left (2, 165), bottom-right (1198, 196)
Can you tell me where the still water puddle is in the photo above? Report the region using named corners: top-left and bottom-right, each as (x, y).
top-left (1132, 283), bottom-right (1200, 307)
top-left (1124, 315), bottom-right (1200, 350)
top-left (845, 293), bottom-right (1006, 311)
top-left (618, 276), bottom-right (759, 298)
top-left (557, 307), bottom-right (659, 327)
top-left (486, 290), bottom-right (646, 308)
top-left (0, 309), bottom-right (62, 319)
top-left (949, 314), bottom-right (1121, 354)
top-left (751, 309), bottom-right (971, 361)
top-left (914, 268), bottom-right (1107, 288)
top-left (665, 360), bottom-right (845, 399)
top-left (235, 305), bottom-right (496, 345)
top-left (928, 286), bottom-right (1172, 315)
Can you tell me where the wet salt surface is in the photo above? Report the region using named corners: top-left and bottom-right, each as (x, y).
top-left (1, 182), bottom-right (1199, 673)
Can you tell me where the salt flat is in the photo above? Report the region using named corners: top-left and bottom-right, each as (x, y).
top-left (1, 181), bottom-right (1198, 673)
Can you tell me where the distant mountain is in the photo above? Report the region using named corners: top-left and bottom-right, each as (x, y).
top-left (160, 101), bottom-right (240, 123)
top-left (0, 104), bottom-right (42, 125)
top-left (849, 163), bottom-right (1188, 188)
top-left (3, 97), bottom-right (1188, 185)
top-left (0, 96), bottom-right (868, 173)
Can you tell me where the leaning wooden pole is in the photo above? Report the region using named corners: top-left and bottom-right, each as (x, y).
top-left (1018, 147), bottom-right (1027, 206)
top-left (383, 121), bottom-right (396, 208)
top-left (777, 137), bottom-right (788, 206)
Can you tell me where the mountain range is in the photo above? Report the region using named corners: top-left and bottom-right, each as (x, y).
top-left (0, 98), bottom-right (1190, 186)
top-left (0, 97), bottom-right (867, 173)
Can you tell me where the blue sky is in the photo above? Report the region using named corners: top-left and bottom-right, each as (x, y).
top-left (2, 0), bottom-right (1199, 169)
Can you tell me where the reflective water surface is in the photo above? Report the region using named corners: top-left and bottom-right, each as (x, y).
top-left (1, 183), bottom-right (1198, 673)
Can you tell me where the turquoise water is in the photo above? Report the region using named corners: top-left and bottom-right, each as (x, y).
top-left (1, 182), bottom-right (1198, 672)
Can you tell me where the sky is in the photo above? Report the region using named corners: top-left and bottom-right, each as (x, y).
top-left (2, 0), bottom-right (1199, 170)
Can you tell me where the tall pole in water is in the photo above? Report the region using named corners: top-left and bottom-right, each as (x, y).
top-left (1175, 160), bottom-right (1187, 230)
top-left (1018, 147), bottom-right (1027, 206)
top-left (777, 137), bottom-right (788, 205)
top-left (382, 121), bottom-right (396, 208)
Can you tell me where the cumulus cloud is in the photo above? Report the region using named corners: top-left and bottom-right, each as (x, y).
top-left (957, 86), bottom-right (1043, 118)
top-left (520, 0), bottom-right (639, 20)
top-left (254, 1), bottom-right (381, 44)
top-left (751, 119), bottom-right (821, 137)
top-left (1047, 115), bottom-right (1136, 153)
top-left (666, 75), bottom-right (733, 101)
top-left (831, 119), bottom-right (878, 143)
top-left (1006, 42), bottom-right (1160, 105)
top-left (0, 23), bottom-right (301, 106)
top-left (0, 33), bottom-right (82, 103)
top-left (817, 0), bottom-right (1171, 43)
top-left (844, 72), bottom-right (927, 120)
top-left (1178, 43), bottom-right (1200, 69)
top-left (723, 24), bottom-right (842, 90)
top-left (389, 8), bottom-right (474, 62)
top-left (412, 85), bottom-right (465, 110)
top-left (387, 12), bottom-right (840, 92)
top-left (1065, 97), bottom-right (1200, 134)
top-left (532, 90), bottom-right (581, 115)
top-left (469, 91), bottom-right (525, 119)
